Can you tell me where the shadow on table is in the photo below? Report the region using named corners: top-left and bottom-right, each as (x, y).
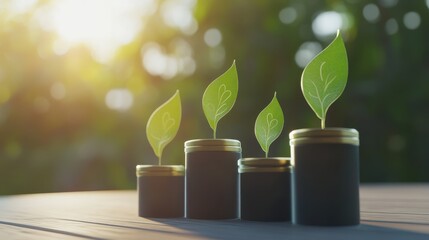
top-left (149, 218), bottom-right (429, 240)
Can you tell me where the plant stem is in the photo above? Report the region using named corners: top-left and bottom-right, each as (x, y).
top-left (213, 129), bottom-right (216, 139)
top-left (265, 151), bottom-right (268, 158)
top-left (158, 154), bottom-right (162, 166)
top-left (321, 118), bottom-right (325, 129)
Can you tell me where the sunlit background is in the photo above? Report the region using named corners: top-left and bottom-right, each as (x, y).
top-left (1, 0), bottom-right (428, 194)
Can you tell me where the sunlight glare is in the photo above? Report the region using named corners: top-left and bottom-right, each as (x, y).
top-left (37, 0), bottom-right (155, 63)
top-left (4, 0), bottom-right (38, 14)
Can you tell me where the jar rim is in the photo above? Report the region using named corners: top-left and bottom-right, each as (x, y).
top-left (185, 139), bottom-right (241, 147)
top-left (289, 128), bottom-right (358, 139)
top-left (238, 157), bottom-right (291, 173)
top-left (136, 165), bottom-right (184, 177)
top-left (239, 157), bottom-right (290, 167)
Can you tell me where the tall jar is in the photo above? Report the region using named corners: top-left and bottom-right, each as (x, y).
top-left (185, 139), bottom-right (241, 219)
top-left (239, 157), bottom-right (292, 221)
top-left (136, 165), bottom-right (184, 218)
top-left (289, 128), bottom-right (360, 226)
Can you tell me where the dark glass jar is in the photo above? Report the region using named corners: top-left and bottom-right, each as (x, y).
top-left (289, 128), bottom-right (360, 226)
top-left (239, 158), bottom-right (291, 221)
top-left (136, 165), bottom-right (184, 218)
top-left (185, 139), bottom-right (241, 219)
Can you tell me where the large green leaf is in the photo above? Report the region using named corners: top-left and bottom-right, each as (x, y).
top-left (146, 90), bottom-right (181, 165)
top-left (254, 92), bottom-right (284, 157)
top-left (202, 61), bottom-right (238, 138)
top-left (301, 30), bottom-right (348, 129)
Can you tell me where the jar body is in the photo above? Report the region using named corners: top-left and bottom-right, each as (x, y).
top-left (290, 128), bottom-right (360, 226)
top-left (185, 139), bottom-right (241, 219)
top-left (136, 165), bottom-right (184, 218)
top-left (240, 171), bottom-right (291, 221)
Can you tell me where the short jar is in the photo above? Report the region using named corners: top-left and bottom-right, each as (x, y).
top-left (239, 157), bottom-right (292, 221)
top-left (289, 128), bottom-right (360, 226)
top-left (185, 139), bottom-right (241, 219)
top-left (136, 165), bottom-right (184, 218)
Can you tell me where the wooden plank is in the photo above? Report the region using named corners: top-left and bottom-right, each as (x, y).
top-left (360, 183), bottom-right (429, 235)
top-left (0, 184), bottom-right (428, 240)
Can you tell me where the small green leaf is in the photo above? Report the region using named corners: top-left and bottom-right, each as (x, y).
top-left (301, 30), bottom-right (348, 129)
top-left (146, 90), bottom-right (181, 165)
top-left (255, 92), bottom-right (284, 158)
top-left (202, 60), bottom-right (238, 138)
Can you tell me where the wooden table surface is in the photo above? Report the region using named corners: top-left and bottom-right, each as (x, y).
top-left (0, 184), bottom-right (428, 240)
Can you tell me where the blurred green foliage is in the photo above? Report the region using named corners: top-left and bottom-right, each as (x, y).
top-left (1, 0), bottom-right (428, 195)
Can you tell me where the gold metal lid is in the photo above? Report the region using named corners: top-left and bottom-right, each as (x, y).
top-left (184, 139), bottom-right (241, 153)
top-left (185, 139), bottom-right (241, 147)
top-left (238, 157), bottom-right (291, 173)
top-left (289, 128), bottom-right (358, 138)
top-left (289, 128), bottom-right (359, 146)
top-left (239, 157), bottom-right (290, 167)
top-left (136, 165), bottom-right (184, 177)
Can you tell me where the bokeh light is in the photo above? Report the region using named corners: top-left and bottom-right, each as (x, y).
top-left (279, 7), bottom-right (297, 25)
top-left (50, 82), bottom-right (66, 100)
top-left (141, 41), bottom-right (195, 79)
top-left (204, 28), bottom-right (223, 47)
top-left (385, 18), bottom-right (399, 35)
top-left (105, 89), bottom-right (134, 111)
top-left (362, 4), bottom-right (380, 23)
top-left (295, 42), bottom-right (322, 68)
top-left (403, 12), bottom-right (421, 30)
top-left (379, 0), bottom-right (398, 8)
top-left (312, 11), bottom-right (351, 39)
top-left (161, 0), bottom-right (198, 35)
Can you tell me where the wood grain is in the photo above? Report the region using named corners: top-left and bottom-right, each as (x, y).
top-left (0, 184), bottom-right (428, 240)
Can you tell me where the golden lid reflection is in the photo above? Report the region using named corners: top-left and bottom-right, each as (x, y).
top-left (185, 139), bottom-right (241, 153)
top-left (238, 157), bottom-right (291, 173)
top-left (136, 165), bottom-right (184, 177)
top-left (289, 128), bottom-right (359, 146)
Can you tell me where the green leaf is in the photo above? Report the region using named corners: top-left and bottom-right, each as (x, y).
top-left (254, 92), bottom-right (284, 158)
top-left (301, 30), bottom-right (348, 129)
top-left (146, 90), bottom-right (181, 165)
top-left (202, 60), bottom-right (238, 138)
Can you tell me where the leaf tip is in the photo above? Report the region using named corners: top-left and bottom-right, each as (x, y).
top-left (174, 89), bottom-right (181, 99)
top-left (335, 29), bottom-right (345, 43)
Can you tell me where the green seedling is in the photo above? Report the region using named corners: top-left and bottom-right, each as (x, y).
top-left (146, 90), bottom-right (181, 165)
top-left (255, 92), bottom-right (284, 158)
top-left (301, 30), bottom-right (348, 129)
top-left (202, 60), bottom-right (238, 138)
